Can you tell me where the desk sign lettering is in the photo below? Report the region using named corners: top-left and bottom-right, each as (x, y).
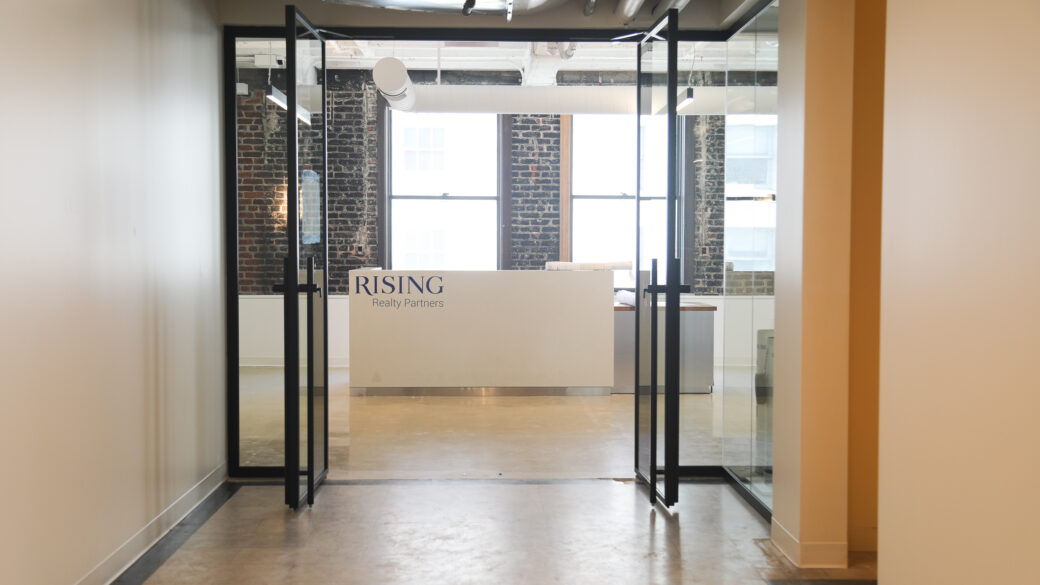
top-left (354, 274), bottom-right (446, 309)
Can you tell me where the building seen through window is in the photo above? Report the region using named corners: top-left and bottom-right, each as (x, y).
top-left (390, 111), bottom-right (498, 270)
top-left (725, 114), bottom-right (777, 272)
top-left (571, 114), bottom-right (667, 288)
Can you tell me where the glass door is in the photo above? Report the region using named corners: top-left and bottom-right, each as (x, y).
top-left (282, 5), bottom-right (328, 509)
top-left (635, 9), bottom-right (681, 507)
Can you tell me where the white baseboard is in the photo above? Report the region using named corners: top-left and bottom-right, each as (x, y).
top-left (75, 463), bottom-right (227, 585)
top-left (771, 516), bottom-right (848, 568)
top-left (771, 516), bottom-right (802, 565)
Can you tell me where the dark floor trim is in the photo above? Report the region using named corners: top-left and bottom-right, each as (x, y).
top-left (233, 477), bottom-right (647, 487)
top-left (677, 465), bottom-right (728, 478)
top-left (111, 483), bottom-right (240, 585)
top-left (722, 467), bottom-right (772, 523)
top-left (677, 465), bottom-right (772, 522)
top-left (323, 478), bottom-right (634, 486)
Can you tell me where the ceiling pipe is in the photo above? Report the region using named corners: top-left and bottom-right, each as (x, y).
top-left (322, 0), bottom-right (571, 19)
top-left (652, 0), bottom-right (691, 16)
top-left (615, 0), bottom-right (649, 24)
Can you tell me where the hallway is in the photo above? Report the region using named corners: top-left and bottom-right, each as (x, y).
top-left (143, 366), bottom-right (875, 585)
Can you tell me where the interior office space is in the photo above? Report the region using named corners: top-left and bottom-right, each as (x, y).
top-left (2, 1), bottom-right (1037, 584)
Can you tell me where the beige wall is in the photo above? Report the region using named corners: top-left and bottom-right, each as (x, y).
top-left (772, 0), bottom-right (855, 567)
top-left (879, 1), bottom-right (1040, 583)
top-left (848, 0), bottom-right (884, 553)
top-left (0, 1), bottom-right (226, 584)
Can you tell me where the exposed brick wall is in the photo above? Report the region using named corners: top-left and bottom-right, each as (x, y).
top-left (725, 263), bottom-right (776, 295)
top-left (236, 81), bottom-right (288, 295)
top-left (235, 73), bottom-right (774, 293)
top-left (683, 115), bottom-right (726, 295)
top-left (510, 114), bottom-right (561, 270)
top-left (236, 70), bottom-right (380, 295)
top-left (326, 71), bottom-right (381, 294)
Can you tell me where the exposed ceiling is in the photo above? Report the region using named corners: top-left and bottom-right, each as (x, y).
top-left (221, 0), bottom-right (778, 34)
top-left (235, 2), bottom-right (778, 85)
top-left (236, 35), bottom-right (777, 75)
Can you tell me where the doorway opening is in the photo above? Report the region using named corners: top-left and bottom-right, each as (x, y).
top-left (224, 3), bottom-right (778, 515)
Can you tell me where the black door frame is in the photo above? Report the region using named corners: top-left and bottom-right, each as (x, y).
top-left (221, 2), bottom-right (777, 497)
top-left (283, 4), bottom-right (329, 509)
top-left (633, 9), bottom-right (682, 508)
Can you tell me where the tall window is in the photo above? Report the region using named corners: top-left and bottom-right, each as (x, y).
top-left (724, 114), bottom-right (777, 272)
top-left (390, 111), bottom-right (498, 270)
top-left (570, 114), bottom-right (667, 287)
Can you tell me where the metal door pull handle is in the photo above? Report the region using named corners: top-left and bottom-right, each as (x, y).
top-left (272, 283), bottom-right (322, 297)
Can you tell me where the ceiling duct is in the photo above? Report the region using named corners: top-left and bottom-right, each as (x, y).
top-left (615, 0), bottom-right (648, 23)
top-left (321, 0), bottom-right (570, 20)
top-left (651, 0), bottom-right (691, 16)
top-left (522, 42), bottom-right (575, 86)
top-left (408, 85), bottom-right (635, 114)
top-left (372, 57), bottom-right (633, 114)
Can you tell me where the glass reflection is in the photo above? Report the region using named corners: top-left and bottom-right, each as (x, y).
top-left (720, 2), bottom-right (778, 509)
top-left (235, 37), bottom-right (288, 468)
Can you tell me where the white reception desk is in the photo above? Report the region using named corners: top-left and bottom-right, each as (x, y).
top-left (348, 270), bottom-right (615, 392)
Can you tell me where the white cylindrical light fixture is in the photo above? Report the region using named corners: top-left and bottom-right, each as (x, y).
top-left (373, 57), bottom-right (415, 111)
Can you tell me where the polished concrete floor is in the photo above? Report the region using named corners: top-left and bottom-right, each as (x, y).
top-left (213, 367), bottom-right (873, 584)
top-left (241, 367), bottom-right (740, 475)
top-left (143, 482), bottom-right (875, 585)
top-left (242, 366), bottom-right (772, 499)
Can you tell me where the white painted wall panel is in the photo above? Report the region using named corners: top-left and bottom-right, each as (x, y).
top-left (349, 270), bottom-right (614, 387)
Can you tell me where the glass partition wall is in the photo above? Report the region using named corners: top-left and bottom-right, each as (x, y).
top-left (720, 3), bottom-right (778, 508)
top-left (224, 11), bottom-right (778, 510)
top-left (669, 2), bottom-right (777, 510)
top-left (234, 37), bottom-right (289, 472)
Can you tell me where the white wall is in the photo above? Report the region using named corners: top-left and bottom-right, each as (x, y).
top-left (349, 270), bottom-right (614, 387)
top-left (879, 1), bottom-right (1040, 582)
top-left (236, 294), bottom-right (752, 374)
top-left (719, 296), bottom-right (775, 368)
top-left (0, 1), bottom-right (225, 584)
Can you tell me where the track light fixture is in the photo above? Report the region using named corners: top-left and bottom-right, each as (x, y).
top-left (677, 87), bottom-right (695, 112)
top-left (266, 85), bottom-right (312, 126)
